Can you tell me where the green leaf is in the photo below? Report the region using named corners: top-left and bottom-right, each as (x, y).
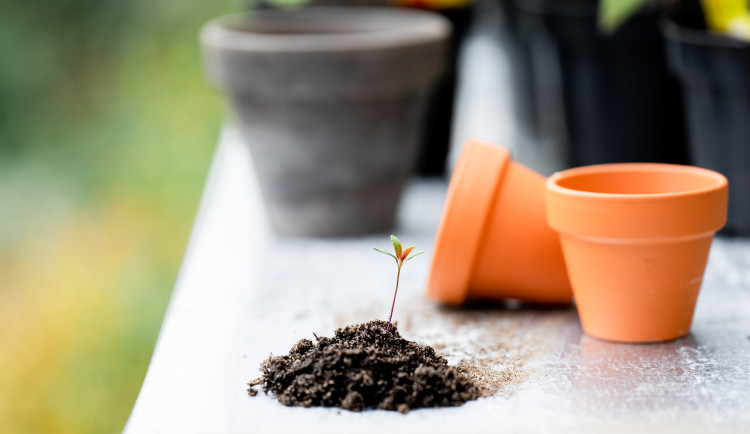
top-left (404, 251), bottom-right (425, 263)
top-left (598, 0), bottom-right (647, 34)
top-left (390, 235), bottom-right (402, 258)
top-left (373, 247), bottom-right (397, 260)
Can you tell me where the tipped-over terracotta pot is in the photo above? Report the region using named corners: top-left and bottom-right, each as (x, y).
top-left (547, 163), bottom-right (728, 343)
top-left (426, 139), bottom-right (572, 305)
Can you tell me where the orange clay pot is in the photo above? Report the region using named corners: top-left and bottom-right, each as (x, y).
top-left (426, 138), bottom-right (572, 305)
top-left (546, 163), bottom-right (728, 343)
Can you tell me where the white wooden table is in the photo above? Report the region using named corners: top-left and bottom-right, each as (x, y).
top-left (125, 127), bottom-right (750, 434)
top-left (126, 3), bottom-right (750, 429)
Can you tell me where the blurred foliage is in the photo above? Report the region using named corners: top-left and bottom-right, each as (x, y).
top-left (598, 0), bottom-right (647, 33)
top-left (0, 0), bottom-right (234, 432)
top-left (702, 0), bottom-right (750, 40)
top-left (600, 1), bottom-right (750, 39)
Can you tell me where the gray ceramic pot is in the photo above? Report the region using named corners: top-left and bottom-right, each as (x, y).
top-left (201, 7), bottom-right (449, 236)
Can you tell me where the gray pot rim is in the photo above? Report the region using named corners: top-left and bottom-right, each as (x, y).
top-left (201, 6), bottom-right (450, 53)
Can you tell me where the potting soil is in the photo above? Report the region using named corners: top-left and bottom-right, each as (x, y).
top-left (248, 320), bottom-right (481, 413)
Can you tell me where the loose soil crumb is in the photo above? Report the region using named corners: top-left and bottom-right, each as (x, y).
top-left (248, 320), bottom-right (481, 413)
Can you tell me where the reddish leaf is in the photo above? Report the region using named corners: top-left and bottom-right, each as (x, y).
top-left (400, 245), bottom-right (415, 262)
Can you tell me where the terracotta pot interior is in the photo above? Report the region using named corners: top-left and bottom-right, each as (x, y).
top-left (554, 168), bottom-right (725, 195)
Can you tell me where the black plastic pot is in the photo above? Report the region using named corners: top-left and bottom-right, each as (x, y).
top-left (498, 0), bottom-right (540, 147)
top-left (515, 0), bottom-right (688, 168)
top-left (663, 0), bottom-right (750, 236)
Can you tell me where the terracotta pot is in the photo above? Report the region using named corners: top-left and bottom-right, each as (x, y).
top-left (201, 7), bottom-right (449, 236)
top-left (546, 163), bottom-right (728, 343)
top-left (426, 139), bottom-right (572, 305)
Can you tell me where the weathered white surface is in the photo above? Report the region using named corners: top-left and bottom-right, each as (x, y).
top-left (125, 127), bottom-right (750, 434)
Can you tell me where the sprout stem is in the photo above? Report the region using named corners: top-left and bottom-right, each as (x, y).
top-left (386, 266), bottom-right (401, 331)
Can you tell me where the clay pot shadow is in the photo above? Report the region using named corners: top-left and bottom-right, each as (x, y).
top-left (442, 299), bottom-right (574, 313)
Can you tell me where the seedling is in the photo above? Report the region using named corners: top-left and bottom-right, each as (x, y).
top-left (374, 235), bottom-right (424, 331)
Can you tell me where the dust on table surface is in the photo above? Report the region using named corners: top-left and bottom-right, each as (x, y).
top-left (399, 298), bottom-right (575, 398)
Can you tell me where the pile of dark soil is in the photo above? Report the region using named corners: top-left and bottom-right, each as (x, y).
top-left (248, 320), bottom-right (481, 413)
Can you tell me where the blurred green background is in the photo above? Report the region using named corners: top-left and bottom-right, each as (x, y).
top-left (0, 1), bottom-right (235, 432)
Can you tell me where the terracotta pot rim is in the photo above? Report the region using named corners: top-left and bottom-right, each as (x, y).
top-left (426, 138), bottom-right (511, 304)
top-left (548, 163), bottom-right (728, 201)
top-left (547, 162), bottom-right (728, 238)
top-left (201, 7), bottom-right (450, 53)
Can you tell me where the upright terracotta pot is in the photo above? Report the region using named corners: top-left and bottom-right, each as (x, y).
top-left (426, 139), bottom-right (572, 305)
top-left (546, 163), bottom-right (728, 343)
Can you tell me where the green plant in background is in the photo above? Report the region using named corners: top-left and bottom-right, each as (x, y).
top-left (0, 0), bottom-right (233, 433)
top-left (600, 0), bottom-right (750, 40)
top-left (598, 0), bottom-right (648, 32)
top-left (702, 0), bottom-right (750, 39)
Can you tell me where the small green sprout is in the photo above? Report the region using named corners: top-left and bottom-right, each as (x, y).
top-left (374, 235), bottom-right (424, 331)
